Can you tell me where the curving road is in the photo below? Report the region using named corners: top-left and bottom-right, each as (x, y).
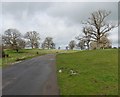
top-left (2, 54), bottom-right (59, 95)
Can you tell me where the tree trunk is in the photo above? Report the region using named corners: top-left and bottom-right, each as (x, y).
top-left (97, 38), bottom-right (100, 49)
top-left (31, 44), bottom-right (34, 49)
top-left (97, 32), bottom-right (100, 49)
top-left (87, 43), bottom-right (89, 50)
top-left (48, 45), bottom-right (49, 49)
top-left (16, 49), bottom-right (19, 52)
top-left (86, 41), bottom-right (90, 50)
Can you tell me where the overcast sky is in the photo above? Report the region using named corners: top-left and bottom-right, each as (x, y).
top-left (1, 2), bottom-right (118, 48)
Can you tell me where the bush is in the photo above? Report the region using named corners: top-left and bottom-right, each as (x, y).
top-left (36, 52), bottom-right (39, 54)
top-left (6, 54), bottom-right (9, 57)
top-left (113, 47), bottom-right (117, 49)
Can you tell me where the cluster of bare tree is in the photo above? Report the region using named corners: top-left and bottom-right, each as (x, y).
top-left (68, 10), bottom-right (117, 50)
top-left (2, 10), bottom-right (117, 51)
top-left (2, 29), bottom-right (55, 52)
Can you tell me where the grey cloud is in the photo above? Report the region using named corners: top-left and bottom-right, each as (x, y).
top-left (2, 2), bottom-right (52, 20)
top-left (46, 2), bottom-right (118, 24)
top-left (2, 2), bottom-right (52, 13)
top-left (2, 2), bottom-right (118, 22)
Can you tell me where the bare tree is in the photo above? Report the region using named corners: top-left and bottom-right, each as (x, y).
top-left (51, 42), bottom-right (56, 49)
top-left (42, 37), bottom-right (55, 49)
top-left (58, 47), bottom-right (61, 50)
top-left (66, 46), bottom-right (68, 50)
top-left (17, 39), bottom-right (26, 49)
top-left (99, 35), bottom-right (112, 49)
top-left (24, 31), bottom-right (40, 48)
top-left (2, 29), bottom-right (24, 52)
top-left (83, 10), bottom-right (116, 49)
top-left (69, 40), bottom-right (76, 50)
top-left (76, 30), bottom-right (91, 50)
top-left (41, 43), bottom-right (45, 49)
top-left (90, 35), bottom-right (112, 49)
top-left (90, 41), bottom-right (97, 50)
top-left (77, 39), bottom-right (85, 50)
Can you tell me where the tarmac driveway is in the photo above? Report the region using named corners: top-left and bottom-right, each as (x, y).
top-left (2, 54), bottom-right (59, 95)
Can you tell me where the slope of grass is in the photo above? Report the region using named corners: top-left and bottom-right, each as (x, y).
top-left (56, 49), bottom-right (118, 95)
top-left (1, 49), bottom-right (78, 67)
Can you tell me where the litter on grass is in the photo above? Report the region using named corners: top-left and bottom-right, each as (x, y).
top-left (59, 69), bottom-right (62, 73)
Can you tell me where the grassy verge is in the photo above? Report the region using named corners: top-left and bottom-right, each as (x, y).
top-left (0, 59), bottom-right (2, 67)
top-left (56, 49), bottom-right (118, 95)
top-left (1, 49), bottom-right (78, 67)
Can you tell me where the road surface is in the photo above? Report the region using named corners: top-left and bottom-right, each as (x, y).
top-left (2, 54), bottom-right (59, 95)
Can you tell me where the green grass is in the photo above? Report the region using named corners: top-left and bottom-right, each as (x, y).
top-left (56, 49), bottom-right (118, 95)
top-left (1, 49), bottom-right (78, 67)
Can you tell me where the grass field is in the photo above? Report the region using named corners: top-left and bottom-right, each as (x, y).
top-left (1, 49), bottom-right (78, 67)
top-left (56, 49), bottom-right (118, 95)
